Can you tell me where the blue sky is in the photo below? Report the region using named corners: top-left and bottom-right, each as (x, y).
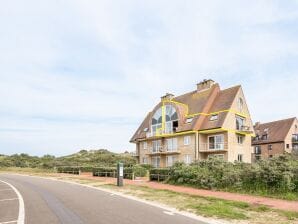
top-left (0, 1), bottom-right (298, 156)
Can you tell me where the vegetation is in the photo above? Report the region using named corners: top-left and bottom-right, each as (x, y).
top-left (100, 184), bottom-right (298, 223)
top-left (150, 154), bottom-right (298, 200)
top-left (0, 149), bottom-right (136, 170)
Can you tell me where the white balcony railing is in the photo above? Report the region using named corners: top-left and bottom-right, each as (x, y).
top-left (147, 146), bottom-right (180, 154)
top-left (199, 142), bottom-right (228, 152)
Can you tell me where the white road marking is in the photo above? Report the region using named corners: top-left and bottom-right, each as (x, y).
top-left (0, 180), bottom-right (25, 224)
top-left (0, 220), bottom-right (18, 224)
top-left (163, 211), bottom-right (175, 216)
top-left (0, 198), bottom-right (18, 202)
top-left (0, 188), bottom-right (13, 191)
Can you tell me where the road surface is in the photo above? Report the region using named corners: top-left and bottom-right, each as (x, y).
top-left (0, 174), bottom-right (208, 224)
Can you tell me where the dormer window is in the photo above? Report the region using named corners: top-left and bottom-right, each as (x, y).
top-left (186, 118), bottom-right (193, 123)
top-left (210, 114), bottom-right (218, 121)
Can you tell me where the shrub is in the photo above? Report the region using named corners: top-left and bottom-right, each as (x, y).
top-left (150, 168), bottom-right (171, 181)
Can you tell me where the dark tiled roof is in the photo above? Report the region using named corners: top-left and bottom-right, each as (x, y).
top-left (130, 83), bottom-right (242, 142)
top-left (252, 117), bottom-right (296, 144)
top-left (200, 85), bottom-right (241, 130)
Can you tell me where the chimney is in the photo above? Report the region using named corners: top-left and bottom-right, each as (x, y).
top-left (197, 79), bottom-right (215, 92)
top-left (161, 93), bottom-right (174, 101)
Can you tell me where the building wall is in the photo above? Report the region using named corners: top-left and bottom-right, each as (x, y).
top-left (284, 118), bottom-right (298, 153)
top-left (137, 134), bottom-right (196, 167)
top-left (222, 88), bottom-right (254, 163)
top-left (253, 142), bottom-right (285, 159)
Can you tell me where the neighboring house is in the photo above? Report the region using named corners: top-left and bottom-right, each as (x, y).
top-left (252, 117), bottom-right (298, 161)
top-left (130, 79), bottom-right (254, 167)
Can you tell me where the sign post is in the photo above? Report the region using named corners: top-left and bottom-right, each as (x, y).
top-left (117, 162), bottom-right (124, 187)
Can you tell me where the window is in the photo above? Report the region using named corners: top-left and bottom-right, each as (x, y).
top-left (208, 135), bottom-right (224, 150)
top-left (143, 127), bottom-right (149, 132)
top-left (151, 105), bottom-right (178, 135)
top-left (184, 136), bottom-right (191, 145)
top-left (186, 118), bottom-right (193, 123)
top-left (142, 157), bottom-right (148, 164)
top-left (255, 146), bottom-right (261, 154)
top-left (238, 97), bottom-right (244, 112)
top-left (262, 134), bottom-right (268, 140)
top-left (152, 140), bottom-right (161, 153)
top-left (166, 156), bottom-right (177, 167)
top-left (268, 145), bottom-right (272, 150)
top-left (208, 154), bottom-right (224, 160)
top-left (255, 155), bottom-right (261, 161)
top-left (269, 155), bottom-right (273, 158)
top-left (237, 135), bottom-right (244, 144)
top-left (286, 144), bottom-right (290, 149)
top-left (166, 138), bottom-right (178, 152)
top-left (237, 154), bottom-right (243, 162)
top-left (184, 155), bottom-right (192, 164)
top-left (151, 156), bottom-right (160, 168)
top-left (210, 114), bottom-right (218, 121)
top-left (143, 142), bottom-right (147, 150)
top-left (236, 116), bottom-right (244, 130)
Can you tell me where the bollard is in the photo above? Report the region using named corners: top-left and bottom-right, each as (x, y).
top-left (117, 162), bottom-right (124, 187)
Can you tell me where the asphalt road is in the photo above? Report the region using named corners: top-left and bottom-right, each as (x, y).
top-left (0, 174), bottom-right (208, 224)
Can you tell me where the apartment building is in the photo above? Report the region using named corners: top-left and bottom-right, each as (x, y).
top-left (130, 79), bottom-right (254, 167)
top-left (252, 117), bottom-right (298, 161)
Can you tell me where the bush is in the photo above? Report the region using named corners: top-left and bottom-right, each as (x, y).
top-left (162, 154), bottom-right (298, 195)
top-left (149, 168), bottom-right (171, 181)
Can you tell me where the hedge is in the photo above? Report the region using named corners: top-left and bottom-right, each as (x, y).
top-left (149, 168), bottom-right (171, 181)
top-left (165, 154), bottom-right (298, 194)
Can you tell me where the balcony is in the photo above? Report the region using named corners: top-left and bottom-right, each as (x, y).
top-left (146, 146), bottom-right (180, 155)
top-left (236, 125), bottom-right (253, 134)
top-left (292, 134), bottom-right (298, 143)
top-left (199, 142), bottom-right (228, 152)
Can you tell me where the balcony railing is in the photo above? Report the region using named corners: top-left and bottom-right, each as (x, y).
top-left (199, 142), bottom-right (228, 152)
top-left (236, 125), bottom-right (253, 133)
top-left (146, 130), bottom-right (175, 138)
top-left (147, 146), bottom-right (180, 155)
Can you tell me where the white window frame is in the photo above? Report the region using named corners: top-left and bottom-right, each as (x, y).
top-left (208, 154), bottom-right (224, 160)
top-left (152, 140), bottom-right (161, 153)
top-left (184, 136), bottom-right (191, 145)
top-left (184, 154), bottom-right (192, 164)
top-left (166, 155), bottom-right (177, 167)
top-left (237, 135), bottom-right (244, 144)
top-left (143, 142), bottom-right (147, 149)
top-left (208, 134), bottom-right (224, 150)
top-left (166, 138), bottom-right (178, 152)
top-left (236, 116), bottom-right (245, 131)
top-left (210, 114), bottom-right (218, 121)
top-left (151, 156), bottom-right (160, 168)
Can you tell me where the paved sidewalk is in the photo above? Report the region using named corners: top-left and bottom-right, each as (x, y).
top-left (76, 173), bottom-right (298, 212)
